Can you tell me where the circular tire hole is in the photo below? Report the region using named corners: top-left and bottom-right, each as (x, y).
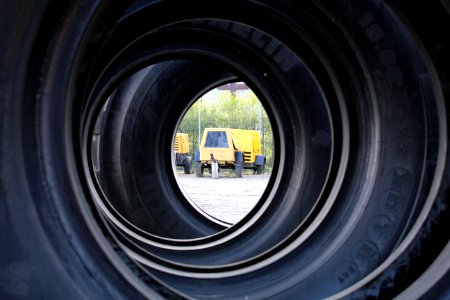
top-left (174, 82), bottom-right (274, 225)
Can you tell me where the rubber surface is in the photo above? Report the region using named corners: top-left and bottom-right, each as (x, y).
top-left (0, 1), bottom-right (449, 299)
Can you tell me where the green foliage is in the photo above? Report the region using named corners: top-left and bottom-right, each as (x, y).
top-left (177, 90), bottom-right (274, 168)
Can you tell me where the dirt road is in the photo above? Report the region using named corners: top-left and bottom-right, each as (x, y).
top-left (176, 173), bottom-right (270, 224)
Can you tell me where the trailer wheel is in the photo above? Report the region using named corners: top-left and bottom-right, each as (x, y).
top-left (255, 164), bottom-right (265, 175)
top-left (234, 163), bottom-right (243, 178)
top-left (183, 156), bottom-right (191, 174)
top-left (195, 161), bottom-right (204, 178)
top-left (1, 1), bottom-right (449, 299)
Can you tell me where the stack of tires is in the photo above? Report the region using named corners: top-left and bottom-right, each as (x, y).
top-left (1, 1), bottom-right (449, 299)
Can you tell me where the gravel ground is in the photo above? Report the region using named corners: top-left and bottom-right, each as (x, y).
top-left (176, 173), bottom-right (270, 224)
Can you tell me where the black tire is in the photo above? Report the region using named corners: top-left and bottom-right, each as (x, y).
top-left (256, 164), bottom-right (265, 175)
top-left (195, 161), bottom-right (204, 178)
top-left (1, 1), bottom-right (449, 299)
top-left (183, 156), bottom-right (191, 174)
top-left (234, 163), bottom-right (243, 178)
top-left (93, 60), bottom-right (227, 238)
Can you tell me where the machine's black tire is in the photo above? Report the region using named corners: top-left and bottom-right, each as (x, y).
top-left (1, 1), bottom-right (449, 299)
top-left (195, 161), bottom-right (204, 178)
top-left (234, 163), bottom-right (244, 178)
top-left (256, 164), bottom-right (265, 175)
top-left (183, 156), bottom-right (192, 175)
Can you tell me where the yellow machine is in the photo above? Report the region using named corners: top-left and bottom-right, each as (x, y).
top-left (174, 133), bottom-right (191, 174)
top-left (195, 128), bottom-right (266, 177)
